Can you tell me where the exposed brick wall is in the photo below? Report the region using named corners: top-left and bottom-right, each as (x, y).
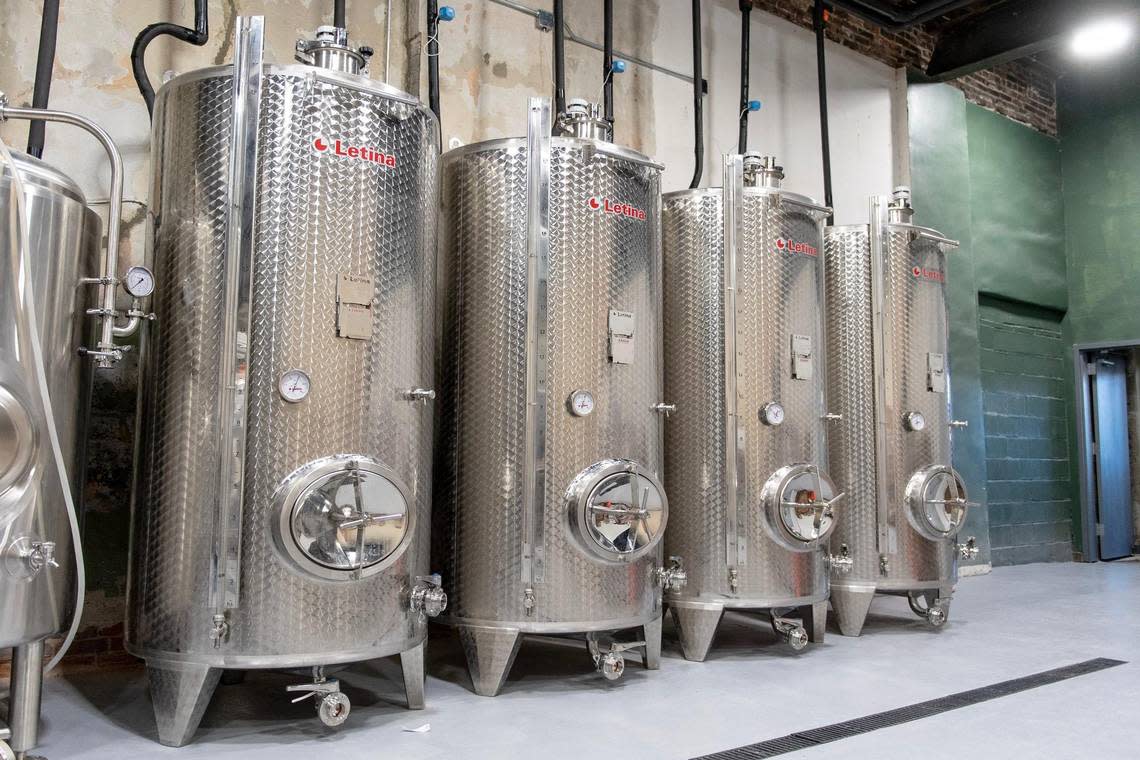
top-left (751, 0), bottom-right (1058, 136)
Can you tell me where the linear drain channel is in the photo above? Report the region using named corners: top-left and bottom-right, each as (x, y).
top-left (693, 658), bottom-right (1126, 759)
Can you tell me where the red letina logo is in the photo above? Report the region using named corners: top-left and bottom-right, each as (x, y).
top-left (312, 137), bottom-right (397, 167)
top-left (775, 237), bottom-right (818, 257)
top-left (587, 196), bottom-right (647, 220)
top-left (912, 265), bottom-right (946, 283)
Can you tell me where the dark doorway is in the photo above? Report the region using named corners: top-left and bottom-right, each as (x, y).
top-left (1085, 351), bottom-right (1136, 559)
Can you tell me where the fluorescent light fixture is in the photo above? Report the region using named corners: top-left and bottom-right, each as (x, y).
top-left (1070, 18), bottom-right (1133, 59)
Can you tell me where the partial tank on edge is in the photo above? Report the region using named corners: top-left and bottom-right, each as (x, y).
top-left (823, 188), bottom-right (977, 637)
top-left (126, 18), bottom-right (444, 745)
top-left (434, 98), bottom-right (685, 697)
top-left (661, 153), bottom-right (848, 661)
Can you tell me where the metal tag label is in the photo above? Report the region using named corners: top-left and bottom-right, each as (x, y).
top-left (337, 273), bottom-right (373, 305)
top-left (337, 302), bottom-right (373, 340)
top-left (608, 309), bottom-right (635, 364)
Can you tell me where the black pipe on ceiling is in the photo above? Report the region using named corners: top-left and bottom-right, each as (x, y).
top-left (737, 0), bottom-right (751, 154)
top-left (603, 0), bottom-right (615, 126)
top-left (814, 0), bottom-right (833, 221)
top-left (334, 0), bottom-right (347, 28)
top-left (553, 0), bottom-right (567, 115)
top-left (827, 0), bottom-right (979, 30)
top-left (131, 0), bottom-right (209, 117)
top-left (27, 0), bottom-right (60, 159)
top-left (428, 0), bottom-right (441, 119)
top-left (688, 0), bottom-right (704, 188)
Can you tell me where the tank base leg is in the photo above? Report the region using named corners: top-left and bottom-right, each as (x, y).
top-left (830, 586), bottom-right (875, 637)
top-left (9, 640), bottom-right (44, 759)
top-left (457, 625), bottom-right (521, 698)
top-left (798, 601), bottom-right (828, 643)
top-left (146, 660), bottom-right (221, 747)
top-left (669, 602), bottom-right (724, 662)
top-left (400, 643), bottom-right (426, 709)
top-left (641, 615), bottom-right (663, 670)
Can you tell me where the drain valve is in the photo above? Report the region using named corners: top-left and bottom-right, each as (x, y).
top-left (411, 573), bottom-right (448, 617)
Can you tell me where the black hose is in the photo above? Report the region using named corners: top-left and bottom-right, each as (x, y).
top-left (428, 0), bottom-right (441, 119)
top-left (130, 0), bottom-right (209, 117)
top-left (334, 0), bottom-right (347, 28)
top-left (814, 0), bottom-right (833, 220)
top-left (27, 0), bottom-right (60, 159)
top-left (737, 1), bottom-right (751, 154)
top-left (689, 0), bottom-right (703, 188)
top-left (603, 0), bottom-right (614, 127)
top-left (553, 0), bottom-right (566, 115)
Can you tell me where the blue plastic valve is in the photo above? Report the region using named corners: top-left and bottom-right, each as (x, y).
top-left (748, 99), bottom-right (762, 111)
top-left (438, 6), bottom-right (456, 21)
top-left (611, 59), bottom-right (627, 74)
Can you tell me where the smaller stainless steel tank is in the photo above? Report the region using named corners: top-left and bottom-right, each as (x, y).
top-left (823, 189), bottom-right (976, 637)
top-left (662, 154), bottom-right (846, 661)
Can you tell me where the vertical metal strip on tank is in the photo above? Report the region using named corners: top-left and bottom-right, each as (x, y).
top-left (868, 195), bottom-right (894, 556)
top-left (723, 155), bottom-right (747, 572)
top-left (522, 97), bottom-right (552, 585)
top-left (210, 15), bottom-right (263, 625)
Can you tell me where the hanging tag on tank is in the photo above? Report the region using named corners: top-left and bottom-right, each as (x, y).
top-left (927, 352), bottom-right (946, 393)
top-left (336, 273), bottom-right (374, 340)
top-left (791, 334), bottom-right (814, 380)
top-left (608, 309), bottom-right (636, 365)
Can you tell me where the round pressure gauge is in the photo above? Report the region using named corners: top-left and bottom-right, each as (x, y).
top-left (279, 369), bottom-right (312, 403)
top-left (123, 265), bottom-right (155, 298)
top-left (569, 389), bottom-right (595, 417)
top-left (760, 402), bottom-right (785, 426)
top-left (904, 411), bottom-right (927, 432)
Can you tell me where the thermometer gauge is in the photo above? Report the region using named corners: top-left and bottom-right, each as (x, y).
top-left (279, 369), bottom-right (311, 403)
top-left (760, 401), bottom-right (785, 426)
top-left (904, 411), bottom-right (927, 431)
top-left (569, 389), bottom-right (595, 417)
top-left (123, 265), bottom-right (155, 298)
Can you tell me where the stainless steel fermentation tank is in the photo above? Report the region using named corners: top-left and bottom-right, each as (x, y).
top-left (823, 189), bottom-right (976, 637)
top-left (126, 19), bottom-right (444, 746)
top-left (435, 98), bottom-right (684, 697)
top-left (662, 154), bottom-right (847, 662)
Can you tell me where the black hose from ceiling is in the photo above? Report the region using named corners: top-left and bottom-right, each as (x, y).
top-left (334, 0), bottom-right (347, 28)
top-left (603, 0), bottom-right (614, 126)
top-left (428, 0), bottom-right (441, 119)
top-left (553, 0), bottom-right (567, 116)
top-left (737, 0), bottom-right (751, 154)
top-left (27, 0), bottom-right (60, 159)
top-left (130, 0), bottom-right (209, 117)
top-left (814, 0), bottom-right (833, 221)
top-left (689, 0), bottom-right (703, 188)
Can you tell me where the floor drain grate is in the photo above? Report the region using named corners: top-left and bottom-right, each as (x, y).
top-left (692, 657), bottom-right (1126, 759)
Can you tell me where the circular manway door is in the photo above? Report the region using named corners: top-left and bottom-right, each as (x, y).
top-left (761, 463), bottom-right (841, 551)
top-left (568, 459), bottom-right (668, 561)
top-left (905, 465), bottom-right (970, 540)
top-left (277, 457), bottom-right (412, 580)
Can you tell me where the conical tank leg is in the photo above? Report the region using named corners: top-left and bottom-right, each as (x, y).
top-left (798, 600), bottom-right (829, 643)
top-left (146, 660), bottom-right (221, 747)
top-left (830, 586), bottom-right (876, 637)
top-left (457, 625), bottom-right (521, 697)
top-left (400, 642), bottom-right (426, 709)
top-left (669, 603), bottom-right (724, 662)
top-left (641, 615), bottom-right (663, 670)
top-left (8, 640), bottom-right (44, 758)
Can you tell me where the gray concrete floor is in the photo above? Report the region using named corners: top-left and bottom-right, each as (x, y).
top-left (30, 561), bottom-right (1140, 759)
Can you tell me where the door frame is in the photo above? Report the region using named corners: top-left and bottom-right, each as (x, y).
top-left (1074, 339), bottom-right (1140, 561)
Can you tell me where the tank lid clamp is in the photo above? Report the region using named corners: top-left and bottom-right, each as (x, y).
top-left (296, 26), bottom-right (373, 74)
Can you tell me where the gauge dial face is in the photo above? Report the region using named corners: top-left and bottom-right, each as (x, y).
top-left (905, 411), bottom-right (927, 431)
top-left (760, 402), bottom-right (785, 426)
top-left (124, 266), bottom-right (155, 298)
top-left (569, 389), bottom-right (595, 417)
top-left (279, 369), bottom-right (311, 403)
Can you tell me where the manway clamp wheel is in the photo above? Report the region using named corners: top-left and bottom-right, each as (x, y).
top-left (287, 666), bottom-right (351, 727)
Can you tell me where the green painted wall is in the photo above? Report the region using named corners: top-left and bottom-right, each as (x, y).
top-left (908, 82), bottom-right (992, 566)
top-left (966, 105), bottom-right (1068, 311)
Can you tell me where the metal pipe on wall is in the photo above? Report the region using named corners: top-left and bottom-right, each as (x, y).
top-left (814, 0), bottom-right (833, 219)
top-left (428, 0), bottom-right (441, 119)
top-left (689, 0), bottom-right (703, 188)
top-left (603, 0), bottom-right (614, 125)
top-left (737, 0), bottom-right (751, 154)
top-left (554, 0), bottom-right (567, 114)
top-left (334, 0), bottom-right (347, 28)
top-left (130, 0), bottom-right (209, 116)
top-left (27, 0), bottom-right (60, 158)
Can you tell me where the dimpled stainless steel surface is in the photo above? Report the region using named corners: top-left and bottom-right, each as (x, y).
top-left (824, 207), bottom-right (959, 619)
top-left (662, 182), bottom-right (830, 610)
top-left (128, 62), bottom-right (438, 666)
top-left (0, 153), bottom-right (96, 649)
top-left (436, 133), bottom-right (665, 632)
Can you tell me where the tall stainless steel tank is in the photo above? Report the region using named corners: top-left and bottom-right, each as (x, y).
top-left (126, 19), bottom-right (445, 746)
top-left (435, 98), bottom-right (684, 697)
top-left (0, 150), bottom-right (96, 757)
top-left (823, 188), bottom-right (976, 637)
top-left (662, 154), bottom-right (846, 662)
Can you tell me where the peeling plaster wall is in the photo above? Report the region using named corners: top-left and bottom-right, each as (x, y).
top-left (0, 0), bottom-right (898, 661)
